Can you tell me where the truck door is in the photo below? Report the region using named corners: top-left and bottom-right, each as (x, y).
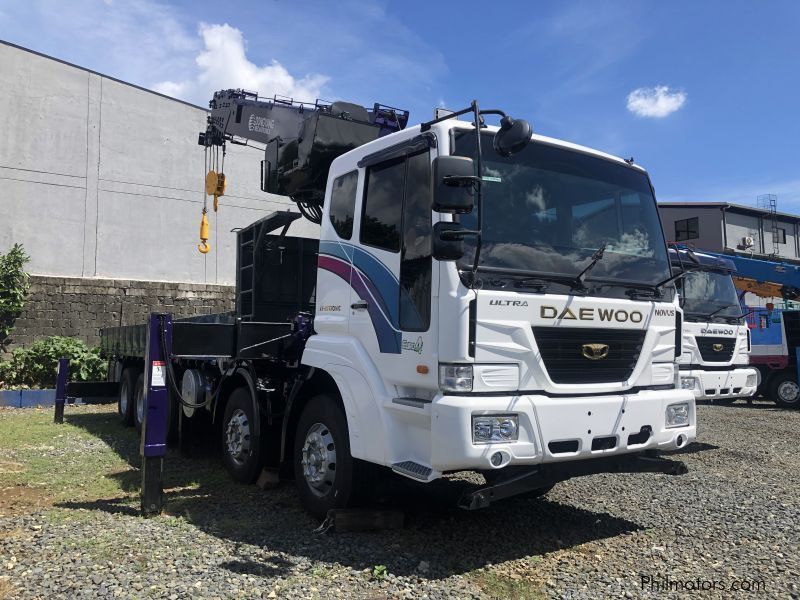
top-left (315, 170), bottom-right (359, 336)
top-left (349, 147), bottom-right (438, 392)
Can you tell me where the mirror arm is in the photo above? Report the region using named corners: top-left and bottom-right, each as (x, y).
top-left (479, 109), bottom-right (507, 118)
top-left (469, 100), bottom-right (484, 283)
top-left (440, 229), bottom-right (480, 241)
top-left (443, 174), bottom-right (481, 188)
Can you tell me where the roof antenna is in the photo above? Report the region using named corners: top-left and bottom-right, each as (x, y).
top-left (625, 157), bottom-right (635, 165)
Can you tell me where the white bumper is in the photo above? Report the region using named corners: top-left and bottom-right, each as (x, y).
top-left (678, 367), bottom-right (759, 400)
top-left (429, 389), bottom-right (696, 473)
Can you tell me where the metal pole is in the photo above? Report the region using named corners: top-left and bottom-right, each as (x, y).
top-left (53, 357), bottom-right (69, 424)
top-left (140, 312), bottom-right (172, 516)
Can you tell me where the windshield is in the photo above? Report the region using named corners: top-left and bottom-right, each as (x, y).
top-left (678, 270), bottom-right (741, 320)
top-left (452, 131), bottom-right (671, 288)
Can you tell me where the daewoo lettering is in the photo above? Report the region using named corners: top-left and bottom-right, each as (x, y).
top-left (540, 306), bottom-right (644, 323)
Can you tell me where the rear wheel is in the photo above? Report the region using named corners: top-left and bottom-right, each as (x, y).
top-left (770, 370), bottom-right (800, 408)
top-left (117, 367), bottom-right (139, 426)
top-left (294, 394), bottom-right (361, 519)
top-left (221, 388), bottom-right (263, 483)
top-left (133, 373), bottom-right (145, 434)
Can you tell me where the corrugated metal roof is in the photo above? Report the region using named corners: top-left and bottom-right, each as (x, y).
top-left (658, 201), bottom-right (800, 223)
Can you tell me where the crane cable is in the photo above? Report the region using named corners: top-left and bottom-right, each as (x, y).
top-left (198, 146), bottom-right (211, 254)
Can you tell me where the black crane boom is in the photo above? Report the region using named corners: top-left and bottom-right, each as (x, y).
top-left (198, 89), bottom-right (409, 223)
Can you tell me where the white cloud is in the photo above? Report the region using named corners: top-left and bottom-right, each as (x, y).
top-left (626, 86), bottom-right (687, 118)
top-left (154, 23), bottom-right (329, 104)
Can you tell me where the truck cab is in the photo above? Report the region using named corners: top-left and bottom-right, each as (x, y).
top-left (297, 115), bottom-right (695, 512)
top-left (670, 248), bottom-right (759, 403)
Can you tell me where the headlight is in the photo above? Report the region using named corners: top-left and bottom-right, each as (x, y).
top-left (666, 402), bottom-right (690, 428)
top-left (680, 376), bottom-right (698, 391)
top-left (439, 364), bottom-right (473, 393)
top-left (472, 415), bottom-right (519, 443)
top-left (746, 373), bottom-right (757, 387)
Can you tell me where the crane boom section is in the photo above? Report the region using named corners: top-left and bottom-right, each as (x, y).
top-left (198, 89), bottom-right (409, 223)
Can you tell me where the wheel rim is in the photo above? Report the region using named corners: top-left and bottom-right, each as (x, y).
top-left (119, 378), bottom-right (129, 415)
top-left (301, 422), bottom-right (336, 497)
top-left (777, 380), bottom-right (800, 404)
top-left (135, 384), bottom-right (145, 424)
top-left (225, 409), bottom-right (251, 466)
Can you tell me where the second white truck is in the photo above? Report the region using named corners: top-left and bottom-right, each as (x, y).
top-left (671, 248), bottom-right (759, 404)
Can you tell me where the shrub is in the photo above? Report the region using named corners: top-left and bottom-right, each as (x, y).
top-left (0, 336), bottom-right (107, 389)
top-left (0, 243), bottom-right (31, 349)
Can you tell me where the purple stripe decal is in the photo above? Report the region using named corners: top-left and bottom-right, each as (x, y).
top-left (317, 255), bottom-right (401, 353)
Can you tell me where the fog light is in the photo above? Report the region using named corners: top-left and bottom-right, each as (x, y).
top-left (472, 415), bottom-right (519, 444)
top-left (666, 402), bottom-right (690, 428)
top-left (491, 452), bottom-right (503, 466)
top-left (746, 373), bottom-right (757, 387)
top-left (439, 364), bottom-right (473, 393)
top-left (680, 376), bottom-right (698, 391)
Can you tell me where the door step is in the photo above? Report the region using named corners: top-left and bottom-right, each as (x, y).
top-left (391, 461), bottom-right (433, 481)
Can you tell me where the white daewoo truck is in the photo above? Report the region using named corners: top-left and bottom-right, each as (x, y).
top-left (102, 93), bottom-right (695, 518)
top-left (670, 248), bottom-right (759, 404)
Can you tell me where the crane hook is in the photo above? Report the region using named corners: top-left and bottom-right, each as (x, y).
top-left (198, 208), bottom-right (211, 254)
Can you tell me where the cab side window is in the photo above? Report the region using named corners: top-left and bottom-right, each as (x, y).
top-left (361, 157), bottom-right (404, 252)
top-left (399, 151), bottom-right (432, 331)
top-left (329, 171), bottom-right (358, 240)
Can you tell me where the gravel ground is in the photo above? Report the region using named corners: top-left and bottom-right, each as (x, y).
top-left (1, 400), bottom-right (799, 599)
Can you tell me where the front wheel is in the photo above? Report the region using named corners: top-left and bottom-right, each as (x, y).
top-left (294, 394), bottom-right (361, 519)
top-left (770, 370), bottom-right (800, 409)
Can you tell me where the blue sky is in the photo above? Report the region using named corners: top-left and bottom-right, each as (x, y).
top-left (2, 0), bottom-right (799, 208)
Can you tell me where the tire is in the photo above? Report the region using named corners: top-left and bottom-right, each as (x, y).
top-left (221, 387), bottom-right (263, 483)
top-left (117, 367), bottom-right (139, 426)
top-left (133, 373), bottom-right (146, 434)
top-left (770, 370), bottom-right (800, 409)
top-left (293, 394), bottom-right (361, 519)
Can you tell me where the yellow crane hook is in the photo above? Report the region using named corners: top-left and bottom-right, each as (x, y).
top-left (205, 170), bottom-right (226, 212)
top-left (198, 208), bottom-right (211, 254)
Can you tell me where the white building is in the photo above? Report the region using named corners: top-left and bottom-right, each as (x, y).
top-left (0, 40), bottom-right (317, 285)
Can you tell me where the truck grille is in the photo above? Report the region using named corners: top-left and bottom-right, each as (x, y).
top-left (696, 336), bottom-right (735, 362)
top-left (532, 327), bottom-right (646, 384)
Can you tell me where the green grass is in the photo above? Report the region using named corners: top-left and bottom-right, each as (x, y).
top-left (475, 571), bottom-right (547, 600)
top-left (0, 405), bottom-right (138, 506)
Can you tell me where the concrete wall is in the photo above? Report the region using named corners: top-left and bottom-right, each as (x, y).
top-left (0, 42), bottom-right (319, 285)
top-left (5, 275), bottom-right (234, 353)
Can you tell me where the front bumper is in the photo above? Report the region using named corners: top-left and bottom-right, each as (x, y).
top-left (679, 367), bottom-right (759, 400)
top-left (429, 388), bottom-right (696, 473)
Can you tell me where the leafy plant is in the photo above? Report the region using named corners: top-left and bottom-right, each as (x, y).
top-left (0, 336), bottom-right (106, 389)
top-left (0, 243), bottom-right (30, 349)
top-left (371, 565), bottom-right (387, 580)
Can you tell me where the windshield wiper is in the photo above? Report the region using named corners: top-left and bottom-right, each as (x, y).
top-left (476, 268), bottom-right (584, 293)
top-left (574, 244), bottom-right (607, 291)
top-left (705, 303), bottom-right (742, 320)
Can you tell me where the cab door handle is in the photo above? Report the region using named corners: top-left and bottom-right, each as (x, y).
top-left (351, 301), bottom-right (368, 310)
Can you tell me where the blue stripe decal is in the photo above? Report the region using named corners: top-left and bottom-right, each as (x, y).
top-left (318, 241), bottom-right (402, 354)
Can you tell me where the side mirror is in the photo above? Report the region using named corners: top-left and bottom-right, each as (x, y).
top-left (432, 222), bottom-right (466, 261)
top-left (493, 116), bottom-right (532, 157)
top-left (432, 156), bottom-right (475, 214)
